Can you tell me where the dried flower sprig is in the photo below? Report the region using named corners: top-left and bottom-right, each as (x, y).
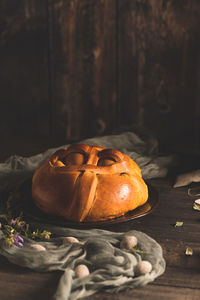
top-left (0, 215), bottom-right (51, 248)
top-left (132, 246), bottom-right (146, 255)
top-left (174, 221), bottom-right (183, 227)
top-left (2, 222), bottom-right (25, 248)
top-left (31, 229), bottom-right (51, 240)
top-left (185, 247), bottom-right (193, 256)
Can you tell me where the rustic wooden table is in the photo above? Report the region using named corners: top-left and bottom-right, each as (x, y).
top-left (0, 143), bottom-right (200, 300)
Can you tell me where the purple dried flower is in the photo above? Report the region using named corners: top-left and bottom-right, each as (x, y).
top-left (10, 217), bottom-right (26, 232)
top-left (13, 233), bottom-right (24, 248)
top-left (10, 219), bottom-right (17, 226)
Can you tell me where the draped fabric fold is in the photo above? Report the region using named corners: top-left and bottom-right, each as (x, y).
top-left (0, 228), bottom-right (165, 300)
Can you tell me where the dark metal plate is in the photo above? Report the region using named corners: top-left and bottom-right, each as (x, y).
top-left (13, 177), bottom-right (159, 228)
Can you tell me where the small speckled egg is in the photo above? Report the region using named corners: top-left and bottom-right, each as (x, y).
top-left (29, 244), bottom-right (46, 251)
top-left (120, 236), bottom-right (138, 250)
top-left (63, 236), bottom-right (79, 244)
top-left (75, 264), bottom-right (90, 278)
top-left (135, 260), bottom-right (152, 275)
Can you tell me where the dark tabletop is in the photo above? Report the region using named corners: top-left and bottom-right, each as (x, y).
top-left (0, 141), bottom-right (200, 300)
top-left (1, 177), bottom-right (200, 300)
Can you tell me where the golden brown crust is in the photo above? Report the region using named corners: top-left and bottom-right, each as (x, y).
top-left (32, 144), bottom-right (148, 222)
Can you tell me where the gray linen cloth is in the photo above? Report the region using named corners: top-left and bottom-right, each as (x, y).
top-left (174, 169), bottom-right (200, 188)
top-left (0, 131), bottom-right (175, 192)
top-left (0, 228), bottom-right (165, 300)
top-left (0, 131), bottom-right (169, 299)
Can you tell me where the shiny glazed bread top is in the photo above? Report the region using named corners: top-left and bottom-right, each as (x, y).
top-left (32, 144), bottom-right (148, 222)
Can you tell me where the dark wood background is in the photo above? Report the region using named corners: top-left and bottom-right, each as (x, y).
top-left (1, 0), bottom-right (200, 157)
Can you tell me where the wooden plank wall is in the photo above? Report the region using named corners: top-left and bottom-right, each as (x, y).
top-left (118, 0), bottom-right (200, 152)
top-left (48, 0), bottom-right (117, 140)
top-left (0, 0), bottom-right (200, 153)
top-left (0, 0), bottom-right (49, 137)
